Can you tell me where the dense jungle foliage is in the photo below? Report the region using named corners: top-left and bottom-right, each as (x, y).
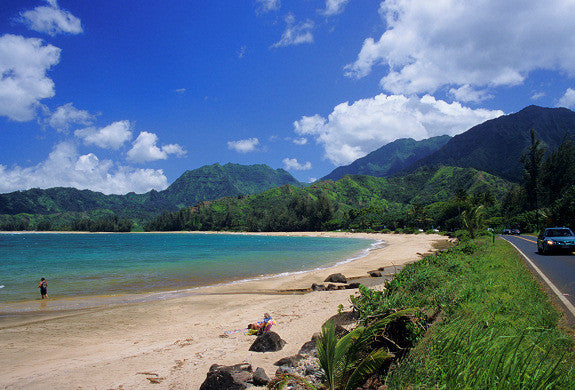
top-left (143, 166), bottom-right (510, 232)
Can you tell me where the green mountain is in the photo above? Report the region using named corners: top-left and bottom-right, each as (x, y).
top-left (0, 163), bottom-right (301, 222)
top-left (321, 135), bottom-right (451, 181)
top-left (146, 165), bottom-right (512, 232)
top-left (407, 106), bottom-right (575, 182)
top-left (162, 163), bottom-right (301, 208)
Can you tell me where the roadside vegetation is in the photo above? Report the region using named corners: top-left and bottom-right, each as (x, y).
top-left (273, 236), bottom-right (575, 389)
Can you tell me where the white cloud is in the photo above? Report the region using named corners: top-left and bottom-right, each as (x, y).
top-left (227, 138), bottom-right (260, 153)
top-left (0, 142), bottom-right (169, 194)
top-left (127, 131), bottom-right (186, 163)
top-left (272, 14), bottom-right (314, 48)
top-left (345, 0), bottom-right (575, 96)
top-left (294, 93), bottom-right (504, 166)
top-left (173, 88), bottom-right (186, 94)
top-left (0, 34), bottom-right (60, 122)
top-left (531, 92), bottom-right (545, 100)
top-left (19, 0), bottom-right (83, 36)
top-left (283, 158), bottom-right (312, 171)
top-left (449, 85), bottom-right (493, 103)
top-left (321, 0), bottom-right (350, 16)
top-left (49, 103), bottom-right (95, 132)
top-left (256, 0), bottom-right (280, 13)
top-left (557, 88), bottom-right (575, 109)
top-left (293, 137), bottom-right (308, 145)
top-left (75, 120), bottom-right (133, 150)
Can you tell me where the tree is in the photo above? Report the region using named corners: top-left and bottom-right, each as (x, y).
top-left (462, 205), bottom-right (484, 239)
top-left (519, 128), bottom-right (545, 211)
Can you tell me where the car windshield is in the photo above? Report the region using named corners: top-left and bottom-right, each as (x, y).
top-left (546, 228), bottom-right (574, 237)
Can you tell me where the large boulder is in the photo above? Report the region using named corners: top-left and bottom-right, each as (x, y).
top-left (252, 367), bottom-right (270, 386)
top-left (199, 363), bottom-right (253, 390)
top-left (249, 331), bottom-right (286, 352)
top-left (324, 273), bottom-right (347, 283)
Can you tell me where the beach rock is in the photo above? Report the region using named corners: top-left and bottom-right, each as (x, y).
top-left (275, 366), bottom-right (296, 376)
top-left (274, 354), bottom-right (305, 367)
top-left (249, 331), bottom-right (286, 352)
top-left (324, 273), bottom-right (347, 283)
top-left (369, 271), bottom-right (382, 277)
top-left (251, 367), bottom-right (270, 386)
top-left (311, 283), bottom-right (326, 291)
top-left (346, 282), bottom-right (361, 289)
top-left (298, 333), bottom-right (320, 356)
top-left (326, 283), bottom-right (345, 291)
top-left (199, 363), bottom-right (253, 390)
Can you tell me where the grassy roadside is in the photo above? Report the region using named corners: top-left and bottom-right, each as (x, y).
top-left (350, 236), bottom-right (575, 389)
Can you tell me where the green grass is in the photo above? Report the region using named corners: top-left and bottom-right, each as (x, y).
top-left (351, 237), bottom-right (575, 389)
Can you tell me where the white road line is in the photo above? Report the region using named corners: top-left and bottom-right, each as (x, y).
top-left (505, 239), bottom-right (575, 318)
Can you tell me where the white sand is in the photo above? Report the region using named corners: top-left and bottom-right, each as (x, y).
top-left (0, 232), bottom-right (449, 389)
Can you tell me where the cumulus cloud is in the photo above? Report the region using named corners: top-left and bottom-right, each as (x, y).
top-left (0, 142), bottom-right (169, 194)
top-left (48, 103), bottom-right (95, 132)
top-left (19, 0), bottom-right (83, 36)
top-left (294, 94), bottom-right (504, 166)
top-left (75, 120), bottom-right (133, 150)
top-left (272, 14), bottom-right (314, 48)
top-left (127, 131), bottom-right (186, 163)
top-left (321, 0), bottom-right (350, 16)
top-left (557, 88), bottom-right (575, 109)
top-left (292, 137), bottom-right (308, 145)
top-left (0, 34), bottom-right (60, 122)
top-left (282, 158), bottom-right (312, 171)
top-left (345, 0), bottom-right (575, 99)
top-left (449, 85), bottom-right (493, 103)
top-left (256, 0), bottom-right (280, 13)
top-left (227, 138), bottom-right (260, 153)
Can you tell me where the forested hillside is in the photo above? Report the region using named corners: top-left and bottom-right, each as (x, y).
top-left (407, 106), bottom-right (575, 182)
top-left (145, 166), bottom-right (511, 232)
top-left (321, 135), bottom-right (451, 181)
top-left (0, 163), bottom-right (301, 231)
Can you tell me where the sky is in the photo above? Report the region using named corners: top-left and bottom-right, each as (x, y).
top-left (1, 0), bottom-right (575, 194)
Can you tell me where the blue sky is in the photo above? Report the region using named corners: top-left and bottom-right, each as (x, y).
top-left (1, 0), bottom-right (575, 194)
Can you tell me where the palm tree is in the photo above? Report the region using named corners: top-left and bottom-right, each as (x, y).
top-left (462, 205), bottom-right (484, 239)
top-left (316, 309), bottom-right (419, 390)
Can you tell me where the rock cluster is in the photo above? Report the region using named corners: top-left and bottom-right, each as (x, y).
top-left (199, 267), bottom-right (403, 389)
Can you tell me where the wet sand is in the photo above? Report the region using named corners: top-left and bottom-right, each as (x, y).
top-left (0, 232), bottom-right (449, 389)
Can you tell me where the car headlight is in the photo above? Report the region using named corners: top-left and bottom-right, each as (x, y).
top-left (546, 240), bottom-right (554, 245)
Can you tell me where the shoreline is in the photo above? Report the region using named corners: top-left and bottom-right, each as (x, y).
top-left (0, 232), bottom-right (450, 389)
top-left (0, 231), bottom-right (381, 315)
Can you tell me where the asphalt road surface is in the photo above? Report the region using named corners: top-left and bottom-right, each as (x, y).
top-left (500, 234), bottom-right (575, 322)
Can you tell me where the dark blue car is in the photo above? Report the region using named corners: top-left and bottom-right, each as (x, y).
top-left (537, 227), bottom-right (575, 255)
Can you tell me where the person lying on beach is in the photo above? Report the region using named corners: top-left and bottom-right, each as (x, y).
top-left (246, 313), bottom-right (275, 335)
top-left (38, 277), bottom-right (48, 299)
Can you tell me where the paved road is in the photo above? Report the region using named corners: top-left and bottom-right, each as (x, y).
top-left (500, 234), bottom-right (575, 318)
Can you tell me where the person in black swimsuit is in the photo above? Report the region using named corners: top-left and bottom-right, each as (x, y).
top-left (38, 277), bottom-right (48, 299)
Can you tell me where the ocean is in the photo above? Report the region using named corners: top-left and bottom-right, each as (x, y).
top-left (0, 233), bottom-right (377, 313)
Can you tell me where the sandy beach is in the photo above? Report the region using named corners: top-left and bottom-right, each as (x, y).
top-left (0, 232), bottom-right (449, 389)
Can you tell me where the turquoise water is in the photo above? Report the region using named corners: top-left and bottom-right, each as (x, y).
top-left (0, 233), bottom-right (375, 308)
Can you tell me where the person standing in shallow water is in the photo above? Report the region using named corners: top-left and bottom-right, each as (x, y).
top-left (38, 277), bottom-right (48, 299)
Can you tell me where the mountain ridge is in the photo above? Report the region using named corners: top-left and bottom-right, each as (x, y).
top-left (404, 105), bottom-right (575, 181)
top-left (320, 135), bottom-right (451, 181)
top-left (0, 163), bottom-right (301, 217)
